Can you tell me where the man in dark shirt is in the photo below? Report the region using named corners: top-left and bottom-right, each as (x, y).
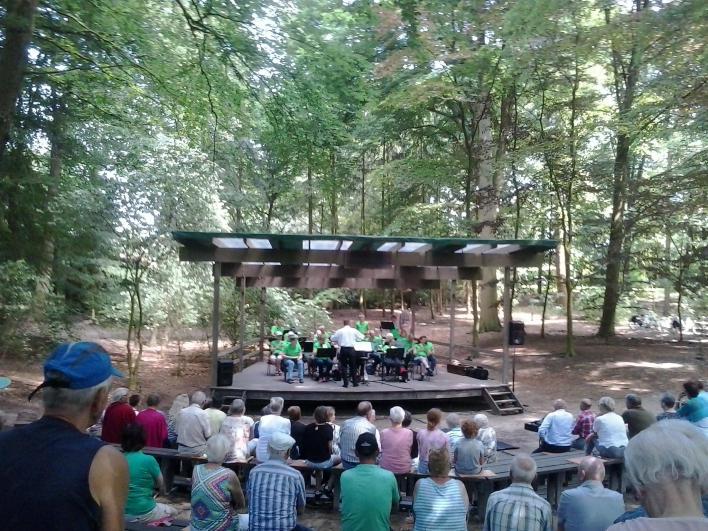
top-left (288, 405), bottom-right (307, 459)
top-left (621, 393), bottom-right (656, 438)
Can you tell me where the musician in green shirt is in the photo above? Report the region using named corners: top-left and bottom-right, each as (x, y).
top-left (270, 322), bottom-right (284, 337)
top-left (313, 334), bottom-right (334, 381)
top-left (354, 313), bottom-right (369, 334)
top-left (412, 335), bottom-right (436, 380)
top-left (269, 338), bottom-right (286, 376)
top-left (282, 333), bottom-right (304, 383)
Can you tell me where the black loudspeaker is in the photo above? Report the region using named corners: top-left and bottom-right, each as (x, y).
top-left (509, 321), bottom-right (525, 345)
top-left (216, 360), bottom-right (234, 386)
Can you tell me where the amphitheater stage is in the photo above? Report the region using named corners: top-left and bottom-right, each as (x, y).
top-left (212, 361), bottom-right (498, 410)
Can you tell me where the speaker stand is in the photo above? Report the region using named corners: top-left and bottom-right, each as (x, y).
top-left (512, 345), bottom-right (517, 392)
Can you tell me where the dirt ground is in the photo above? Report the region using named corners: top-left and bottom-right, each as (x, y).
top-left (1, 308), bottom-right (705, 530)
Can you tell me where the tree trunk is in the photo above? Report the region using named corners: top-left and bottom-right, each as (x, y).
top-left (541, 253), bottom-right (553, 339)
top-left (662, 231), bottom-right (671, 315)
top-left (360, 151), bottom-right (366, 234)
top-left (471, 281), bottom-right (479, 347)
top-left (0, 0), bottom-right (38, 162)
top-left (307, 162), bottom-right (313, 233)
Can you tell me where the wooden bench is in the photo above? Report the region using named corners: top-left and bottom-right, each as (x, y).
top-left (125, 519), bottom-right (189, 531)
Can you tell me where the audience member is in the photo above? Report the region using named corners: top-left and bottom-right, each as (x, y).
top-left (129, 393), bottom-right (141, 415)
top-left (622, 394), bottom-right (655, 438)
top-left (571, 398), bottom-right (595, 450)
top-left (122, 423), bottom-right (177, 523)
top-left (445, 412), bottom-right (463, 453)
top-left (326, 406), bottom-right (341, 456)
top-left (585, 396), bottom-right (628, 459)
top-left (607, 420), bottom-right (708, 531)
top-left (135, 393), bottom-right (168, 448)
top-left (166, 393), bottom-right (189, 447)
top-left (190, 434), bottom-right (246, 531)
top-left (101, 387), bottom-right (136, 444)
top-left (204, 396), bottom-right (227, 435)
top-left (301, 405), bottom-right (341, 499)
top-left (247, 432), bottom-right (309, 531)
top-left (402, 409), bottom-right (419, 459)
top-left (656, 392), bottom-right (679, 421)
top-left (252, 405), bottom-right (271, 440)
top-left (339, 401), bottom-right (378, 469)
top-left (557, 456), bottom-right (624, 531)
top-left (474, 413), bottom-right (497, 463)
top-left (417, 408), bottom-right (448, 474)
top-left (0, 342), bottom-right (128, 530)
top-left (379, 406), bottom-right (414, 474)
top-left (340, 432), bottom-right (400, 531)
top-left (413, 446), bottom-right (469, 530)
top-left (454, 418), bottom-right (485, 475)
top-left (677, 380), bottom-right (708, 435)
top-left (176, 391), bottom-right (211, 455)
top-left (255, 397), bottom-right (291, 463)
top-left (483, 454), bottom-right (552, 531)
top-left (220, 398), bottom-right (254, 462)
top-left (288, 405), bottom-right (307, 459)
top-left (535, 399), bottom-right (574, 453)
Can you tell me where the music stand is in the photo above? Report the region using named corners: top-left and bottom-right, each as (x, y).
top-left (316, 347), bottom-right (336, 360)
top-left (300, 340), bottom-right (314, 353)
top-left (380, 321), bottom-right (394, 330)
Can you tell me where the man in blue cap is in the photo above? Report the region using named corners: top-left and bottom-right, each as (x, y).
top-left (0, 342), bottom-right (129, 530)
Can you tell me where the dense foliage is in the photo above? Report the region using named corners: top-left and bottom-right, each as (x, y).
top-left (0, 0), bottom-right (705, 364)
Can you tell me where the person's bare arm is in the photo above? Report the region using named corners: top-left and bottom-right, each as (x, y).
top-left (229, 474), bottom-right (246, 510)
top-left (89, 445), bottom-right (128, 531)
top-left (155, 473), bottom-right (165, 496)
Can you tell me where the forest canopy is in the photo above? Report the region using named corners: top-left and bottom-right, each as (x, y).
top-left (0, 0), bottom-right (705, 358)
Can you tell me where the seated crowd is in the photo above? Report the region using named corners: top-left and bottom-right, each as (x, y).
top-left (0, 341), bottom-right (707, 531)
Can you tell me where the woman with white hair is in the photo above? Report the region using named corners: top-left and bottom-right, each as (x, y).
top-left (380, 406), bottom-right (415, 473)
top-left (220, 399), bottom-right (254, 462)
top-left (166, 393), bottom-right (189, 447)
top-left (607, 420), bottom-right (708, 530)
top-left (585, 396), bottom-right (628, 459)
top-left (473, 413), bottom-right (497, 463)
top-left (190, 434), bottom-right (247, 531)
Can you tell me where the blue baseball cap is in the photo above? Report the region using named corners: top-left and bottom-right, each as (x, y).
top-left (28, 342), bottom-right (123, 400)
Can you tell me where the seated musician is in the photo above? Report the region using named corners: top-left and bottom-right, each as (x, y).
top-left (269, 335), bottom-right (286, 376)
top-left (390, 314), bottom-right (401, 340)
top-left (395, 330), bottom-right (415, 365)
top-left (281, 332), bottom-right (305, 384)
top-left (382, 333), bottom-right (408, 382)
top-left (366, 329), bottom-right (384, 373)
top-left (270, 321), bottom-right (284, 337)
top-left (313, 333), bottom-right (334, 382)
top-left (412, 335), bottom-right (436, 380)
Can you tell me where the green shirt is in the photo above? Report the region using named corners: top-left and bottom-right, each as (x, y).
top-left (124, 451), bottom-right (160, 516)
top-left (271, 339), bottom-right (284, 354)
top-left (270, 325), bottom-right (283, 336)
top-left (415, 342), bottom-right (434, 357)
top-left (396, 338), bottom-right (413, 352)
top-left (282, 341), bottom-right (302, 358)
top-left (390, 327), bottom-right (401, 340)
top-left (354, 321), bottom-right (369, 334)
top-left (371, 335), bottom-right (384, 351)
top-left (314, 340), bottom-right (332, 355)
top-left (341, 464), bottom-right (399, 531)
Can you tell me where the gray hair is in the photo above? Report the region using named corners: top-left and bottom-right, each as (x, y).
top-left (206, 434), bottom-right (231, 464)
top-left (269, 396), bottom-right (284, 415)
top-left (446, 413), bottom-right (461, 428)
top-left (43, 377), bottom-right (113, 416)
top-left (625, 394), bottom-right (642, 408)
top-left (190, 391), bottom-right (207, 406)
top-left (228, 398), bottom-right (246, 415)
top-left (510, 454), bottom-right (537, 484)
top-left (553, 399), bottom-right (567, 410)
top-left (473, 413), bottom-right (489, 429)
top-left (385, 333), bottom-right (394, 340)
top-left (111, 387), bottom-right (129, 403)
top-left (659, 393), bottom-right (675, 410)
top-left (389, 406), bottom-right (405, 424)
top-left (625, 420), bottom-right (708, 491)
top-left (598, 396), bottom-right (615, 413)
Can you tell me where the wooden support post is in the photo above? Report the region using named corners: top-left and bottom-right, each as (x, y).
top-left (502, 267), bottom-right (511, 384)
top-left (258, 287), bottom-right (266, 360)
top-left (449, 280), bottom-right (456, 361)
top-left (211, 262), bottom-right (221, 387)
top-left (239, 275), bottom-right (246, 372)
top-left (410, 290), bottom-right (416, 337)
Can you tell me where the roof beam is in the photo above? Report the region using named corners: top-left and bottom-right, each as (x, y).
top-left (221, 264), bottom-right (480, 281)
top-left (242, 277), bottom-right (442, 289)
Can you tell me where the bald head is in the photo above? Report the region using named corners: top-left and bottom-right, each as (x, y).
top-left (578, 456), bottom-right (605, 482)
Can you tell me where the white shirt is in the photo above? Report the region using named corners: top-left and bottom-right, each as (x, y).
top-left (176, 404), bottom-right (211, 449)
top-left (593, 412), bottom-right (628, 448)
top-left (538, 408), bottom-right (575, 446)
top-left (330, 325), bottom-right (364, 348)
top-left (255, 414), bottom-right (291, 462)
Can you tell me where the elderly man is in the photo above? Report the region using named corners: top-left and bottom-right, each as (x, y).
top-left (176, 390), bottom-right (211, 455)
top-left (557, 457), bottom-right (625, 531)
top-left (622, 394), bottom-right (655, 438)
top-left (341, 432), bottom-right (400, 531)
top-left (331, 319), bottom-right (365, 388)
top-left (255, 396), bottom-right (291, 462)
top-left (607, 420), bottom-right (708, 530)
top-left (0, 342), bottom-right (128, 530)
top-left (534, 399), bottom-right (574, 453)
top-left (571, 398), bottom-right (595, 450)
top-left (101, 386), bottom-right (136, 443)
top-left (247, 431), bottom-right (310, 531)
top-left (484, 454), bottom-right (552, 531)
top-left (445, 413), bottom-right (463, 453)
top-left (136, 393), bottom-right (168, 448)
top-left (339, 401), bottom-right (379, 469)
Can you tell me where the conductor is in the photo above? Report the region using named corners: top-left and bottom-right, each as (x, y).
top-left (330, 319), bottom-right (364, 388)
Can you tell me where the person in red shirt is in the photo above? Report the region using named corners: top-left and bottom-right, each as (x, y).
top-left (135, 394), bottom-right (168, 448)
top-left (101, 387), bottom-right (136, 443)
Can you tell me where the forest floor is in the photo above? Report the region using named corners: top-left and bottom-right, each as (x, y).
top-left (1, 308), bottom-right (705, 529)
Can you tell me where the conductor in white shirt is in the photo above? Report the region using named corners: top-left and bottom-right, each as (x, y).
top-left (534, 399), bottom-right (575, 453)
top-left (330, 319), bottom-right (364, 388)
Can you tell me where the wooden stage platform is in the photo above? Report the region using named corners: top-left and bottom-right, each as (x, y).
top-left (212, 361), bottom-right (497, 408)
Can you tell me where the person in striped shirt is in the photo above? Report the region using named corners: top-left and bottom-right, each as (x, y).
top-left (483, 454), bottom-right (552, 531)
top-left (338, 401), bottom-right (379, 469)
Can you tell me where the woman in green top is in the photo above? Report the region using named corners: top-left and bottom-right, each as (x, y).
top-left (413, 335), bottom-right (436, 380)
top-left (122, 424), bottom-right (177, 523)
top-left (354, 313), bottom-right (369, 334)
top-left (282, 333), bottom-right (304, 383)
top-left (269, 338), bottom-right (286, 376)
top-left (314, 334), bottom-right (333, 381)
